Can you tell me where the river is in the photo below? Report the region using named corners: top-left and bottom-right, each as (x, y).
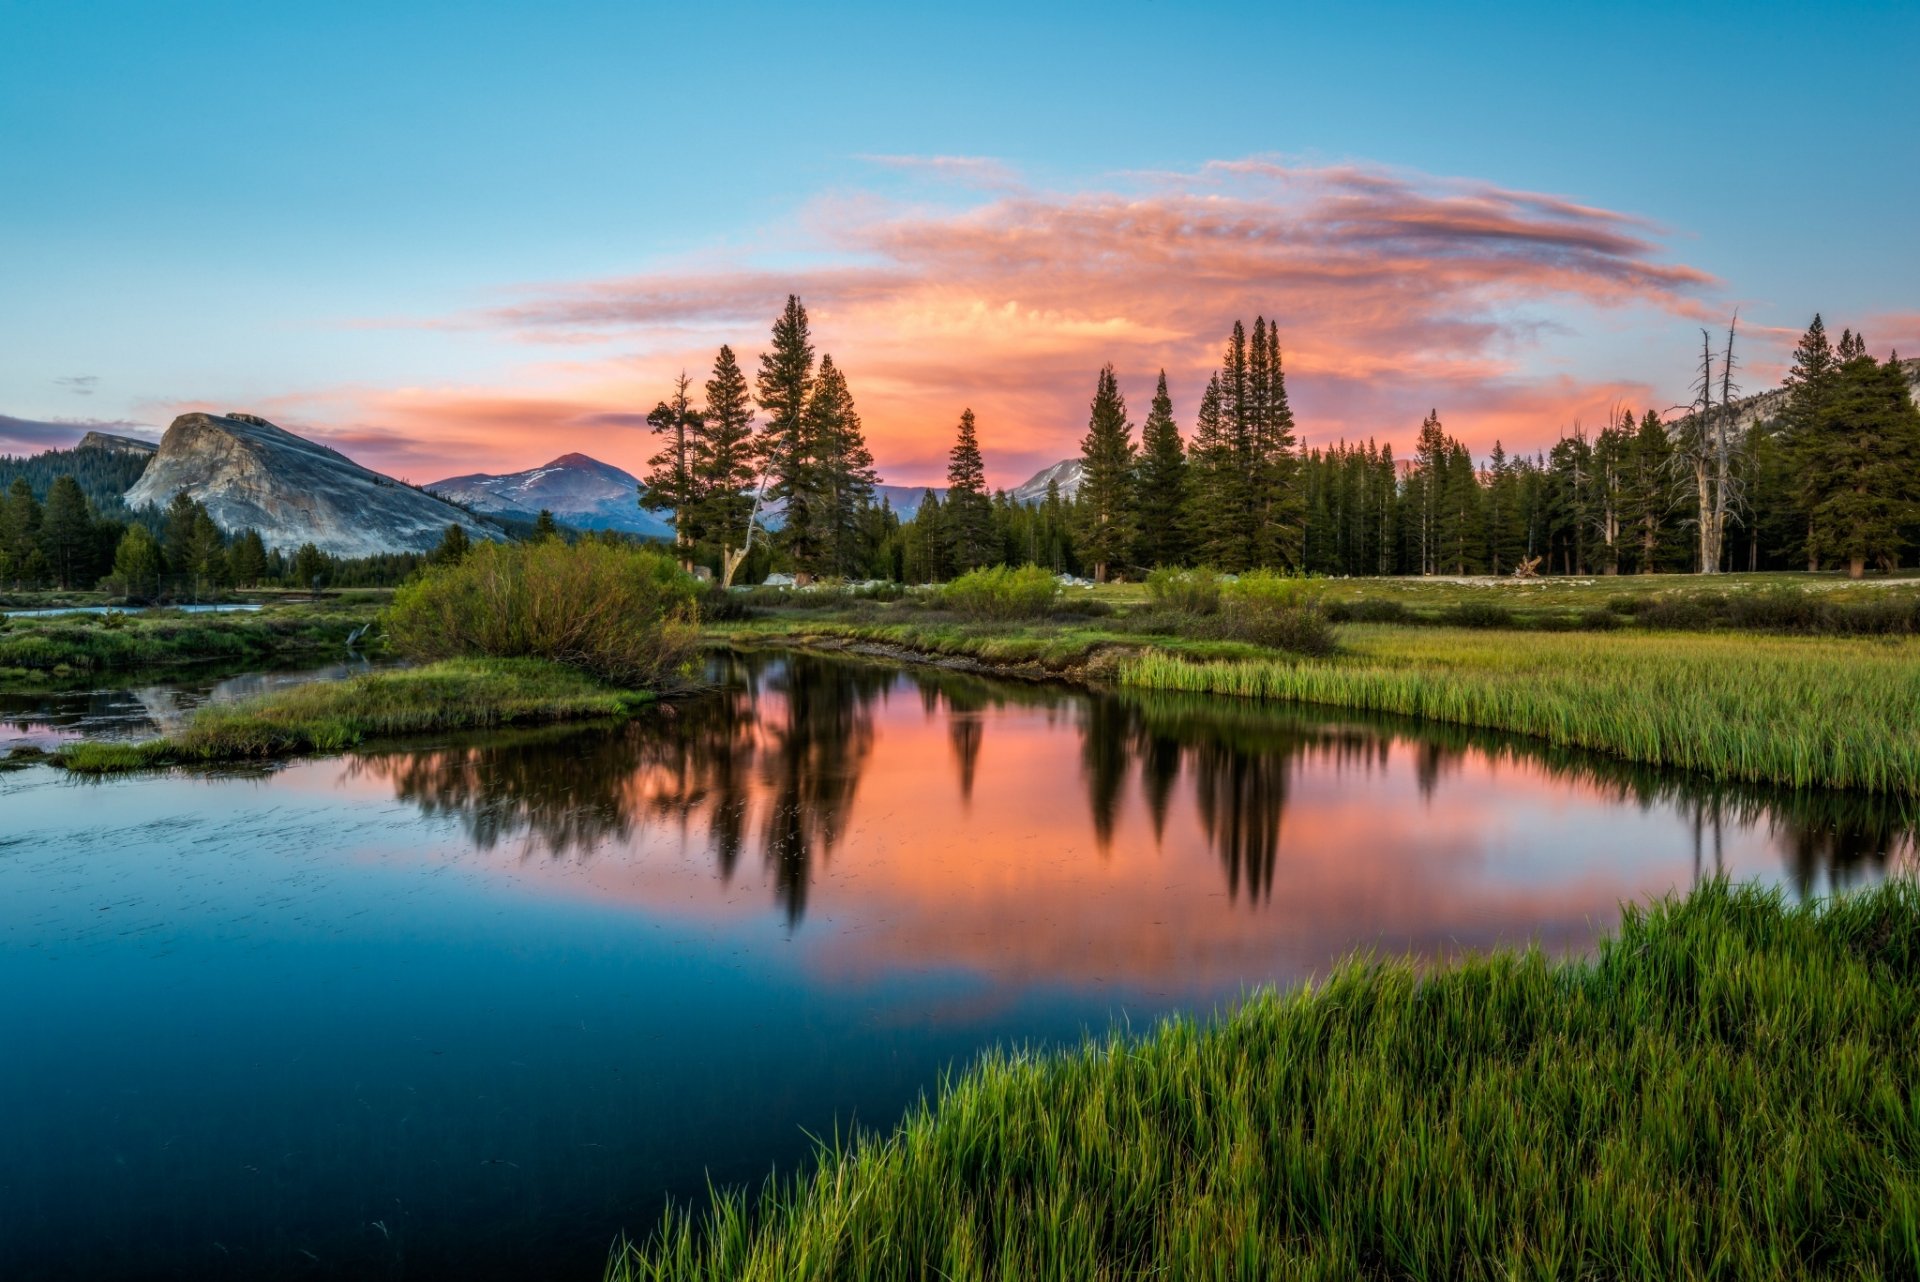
top-left (0, 649), bottom-right (1907, 1280)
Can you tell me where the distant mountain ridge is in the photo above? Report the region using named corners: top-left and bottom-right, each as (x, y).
top-left (127, 412), bottom-right (502, 557)
top-left (77, 431), bottom-right (157, 456)
top-left (427, 453), bottom-right (676, 538)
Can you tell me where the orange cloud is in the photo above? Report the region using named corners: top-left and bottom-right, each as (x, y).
top-left (227, 160), bottom-right (1721, 487)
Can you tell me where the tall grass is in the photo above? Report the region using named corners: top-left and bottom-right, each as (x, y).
top-left (56, 658), bottom-right (648, 771)
top-left (385, 540), bottom-right (699, 686)
top-left (1120, 625), bottom-right (1920, 794)
top-left (611, 881), bottom-right (1920, 1280)
top-left (0, 603), bottom-right (378, 677)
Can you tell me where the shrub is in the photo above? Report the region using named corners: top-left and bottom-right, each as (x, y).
top-left (939, 564), bottom-right (1060, 620)
top-left (1221, 568), bottom-right (1321, 609)
top-left (1145, 567), bottom-right (1222, 615)
top-left (1446, 600), bottom-right (1516, 629)
top-left (1325, 598), bottom-right (1411, 624)
top-left (383, 540), bottom-right (699, 686)
top-left (1203, 598), bottom-right (1337, 655)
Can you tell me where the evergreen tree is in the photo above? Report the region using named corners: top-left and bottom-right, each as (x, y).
top-left (1411, 411), bottom-right (1449, 574)
top-left (1075, 364), bottom-right (1136, 583)
top-left (801, 354), bottom-right (878, 577)
top-left (1134, 372), bottom-right (1189, 567)
top-left (182, 509), bottom-right (228, 598)
top-left (431, 523), bottom-right (471, 566)
top-left (39, 475), bottom-right (95, 588)
top-left (943, 408), bottom-right (994, 573)
top-left (756, 295), bottom-right (822, 572)
top-left (228, 528), bottom-right (269, 587)
top-left (1621, 411), bottom-right (1676, 572)
top-left (1589, 412), bottom-right (1633, 574)
top-left (1484, 442), bottom-right (1524, 574)
top-left (1783, 315), bottom-right (1841, 570)
top-left (291, 542), bottom-right (328, 590)
top-left (640, 372), bottom-right (704, 564)
top-left (1805, 350), bottom-right (1920, 577)
top-left (1252, 319), bottom-right (1304, 568)
top-left (1, 476), bottom-right (44, 586)
top-left (162, 490), bottom-right (201, 574)
top-left (1186, 373), bottom-right (1239, 567)
top-left (110, 524), bottom-right (165, 600)
top-left (695, 343), bottom-right (760, 568)
top-left (532, 510), bottom-right (560, 541)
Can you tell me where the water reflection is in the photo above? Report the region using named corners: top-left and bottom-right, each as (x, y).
top-left (341, 650), bottom-right (1913, 936)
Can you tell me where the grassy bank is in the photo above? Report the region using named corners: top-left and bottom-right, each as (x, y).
top-left (56, 658), bottom-right (651, 772)
top-left (0, 598), bottom-right (381, 682)
top-left (614, 881), bottom-right (1920, 1280)
top-left (715, 591), bottom-right (1920, 795)
top-left (1123, 625), bottom-right (1920, 794)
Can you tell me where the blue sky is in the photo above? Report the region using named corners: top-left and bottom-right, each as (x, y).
top-left (3, 0), bottom-right (1915, 484)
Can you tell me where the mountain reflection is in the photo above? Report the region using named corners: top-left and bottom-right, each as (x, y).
top-left (344, 650), bottom-right (1916, 931)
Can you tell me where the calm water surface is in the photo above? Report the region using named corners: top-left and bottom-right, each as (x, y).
top-left (1, 650), bottom-right (1909, 1280)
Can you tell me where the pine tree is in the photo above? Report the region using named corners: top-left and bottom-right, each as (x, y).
top-left (532, 510), bottom-right (560, 541)
top-left (162, 489), bottom-right (201, 575)
top-left (1075, 364), bottom-right (1136, 583)
top-left (1, 476), bottom-right (44, 586)
top-left (1133, 372), bottom-right (1189, 567)
top-left (943, 408), bottom-right (994, 573)
top-left (696, 344), bottom-right (760, 575)
top-left (111, 524), bottom-right (165, 600)
top-left (1411, 411), bottom-right (1449, 574)
top-left (291, 542), bottom-right (328, 590)
top-left (431, 523), bottom-right (471, 566)
top-left (756, 295), bottom-right (821, 573)
top-left (1484, 442), bottom-right (1525, 574)
top-left (1783, 315), bottom-right (1840, 570)
top-left (801, 354), bottom-right (878, 577)
top-left (640, 372), bottom-right (704, 565)
top-left (184, 508), bottom-right (228, 597)
top-left (1589, 412), bottom-right (1633, 574)
top-left (39, 474), bottom-right (95, 589)
top-left (1252, 319), bottom-right (1304, 568)
top-left (228, 529), bottom-right (269, 587)
top-left (1805, 350), bottom-right (1920, 577)
top-left (1622, 411), bottom-right (1675, 572)
top-left (1186, 373), bottom-right (1239, 567)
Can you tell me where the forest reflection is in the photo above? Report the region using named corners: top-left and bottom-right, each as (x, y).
top-left (345, 650), bottom-right (1915, 925)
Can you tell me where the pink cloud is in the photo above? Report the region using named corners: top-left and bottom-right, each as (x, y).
top-left (236, 160), bottom-right (1725, 487)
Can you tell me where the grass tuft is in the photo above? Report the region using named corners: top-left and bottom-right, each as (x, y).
top-left (611, 881), bottom-right (1920, 1281)
top-left (55, 658), bottom-right (651, 772)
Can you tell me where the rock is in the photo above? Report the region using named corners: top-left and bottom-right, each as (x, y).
top-left (126, 412), bottom-right (503, 558)
top-left (76, 431), bottom-right (157, 456)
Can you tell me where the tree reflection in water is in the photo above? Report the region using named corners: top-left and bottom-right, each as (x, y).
top-left (346, 650), bottom-right (1916, 923)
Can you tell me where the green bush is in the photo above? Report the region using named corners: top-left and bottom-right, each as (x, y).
top-left (383, 539), bottom-right (699, 686)
top-left (1144, 567), bottom-right (1222, 615)
top-left (1446, 600), bottom-right (1516, 629)
top-left (939, 564), bottom-right (1060, 620)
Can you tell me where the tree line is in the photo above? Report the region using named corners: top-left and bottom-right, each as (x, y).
top-left (639, 304), bottom-right (1919, 585)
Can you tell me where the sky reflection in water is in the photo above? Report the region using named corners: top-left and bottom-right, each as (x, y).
top-left (1, 650), bottom-right (1908, 1281)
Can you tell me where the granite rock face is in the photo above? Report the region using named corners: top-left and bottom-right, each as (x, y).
top-left (126, 412), bottom-right (502, 557)
top-left (76, 431), bottom-right (157, 456)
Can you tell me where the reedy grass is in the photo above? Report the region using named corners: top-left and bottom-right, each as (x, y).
top-left (612, 881), bottom-right (1920, 1281)
top-left (0, 600), bottom-right (380, 679)
top-left (55, 658), bottom-right (652, 772)
top-left (1119, 626), bottom-right (1920, 795)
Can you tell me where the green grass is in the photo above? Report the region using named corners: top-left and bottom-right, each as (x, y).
top-left (613, 881), bottom-right (1920, 1281)
top-left (1120, 625), bottom-right (1920, 795)
top-left (55, 658), bottom-right (652, 771)
top-left (0, 599), bottom-right (381, 680)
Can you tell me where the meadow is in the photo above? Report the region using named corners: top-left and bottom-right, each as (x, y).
top-left (611, 880), bottom-right (1920, 1280)
top-left (54, 657), bottom-right (650, 772)
top-left (0, 595), bottom-right (383, 682)
top-left (717, 572), bottom-right (1920, 796)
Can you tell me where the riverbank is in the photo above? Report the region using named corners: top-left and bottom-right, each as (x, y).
top-left (53, 658), bottom-right (653, 772)
top-left (613, 880), bottom-right (1920, 1280)
top-left (712, 605), bottom-right (1920, 795)
top-left (0, 595), bottom-right (383, 683)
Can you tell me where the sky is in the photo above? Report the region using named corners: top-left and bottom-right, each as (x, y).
top-left (2, 0), bottom-right (1916, 489)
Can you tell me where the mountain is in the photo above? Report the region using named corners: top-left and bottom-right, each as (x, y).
top-left (126, 412), bottom-right (503, 557)
top-left (76, 431), bottom-right (157, 456)
top-left (873, 483), bottom-right (944, 517)
top-left (1708, 356), bottom-right (1920, 436)
top-left (427, 452), bottom-right (674, 538)
top-left (1007, 458), bottom-right (1084, 506)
